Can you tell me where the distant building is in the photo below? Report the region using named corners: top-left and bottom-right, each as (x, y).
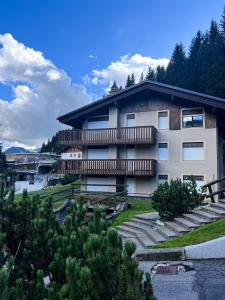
top-left (59, 146), bottom-right (82, 160)
top-left (5, 152), bottom-right (59, 180)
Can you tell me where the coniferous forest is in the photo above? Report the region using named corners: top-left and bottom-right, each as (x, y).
top-left (124, 6), bottom-right (225, 99)
top-left (43, 7), bottom-right (225, 153)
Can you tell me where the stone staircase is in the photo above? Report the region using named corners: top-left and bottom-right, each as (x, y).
top-left (116, 199), bottom-right (225, 250)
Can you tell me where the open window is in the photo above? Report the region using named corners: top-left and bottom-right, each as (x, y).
top-left (182, 108), bottom-right (203, 128)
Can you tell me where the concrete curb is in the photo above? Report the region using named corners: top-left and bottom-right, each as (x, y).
top-left (135, 236), bottom-right (225, 261)
top-left (135, 247), bottom-right (185, 261)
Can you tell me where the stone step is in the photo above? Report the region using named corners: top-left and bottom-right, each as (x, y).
top-left (183, 213), bottom-right (210, 225)
top-left (211, 202), bottom-right (225, 210)
top-left (124, 221), bottom-right (166, 243)
top-left (131, 217), bottom-right (157, 228)
top-left (116, 229), bottom-right (135, 239)
top-left (134, 213), bottom-right (159, 222)
top-left (218, 199), bottom-right (225, 204)
top-left (132, 217), bottom-right (177, 239)
top-left (192, 209), bottom-right (220, 220)
top-left (164, 221), bottom-right (189, 234)
top-left (174, 217), bottom-right (200, 229)
top-left (117, 225), bottom-right (156, 247)
top-left (154, 224), bottom-right (178, 239)
top-left (201, 205), bottom-right (225, 216)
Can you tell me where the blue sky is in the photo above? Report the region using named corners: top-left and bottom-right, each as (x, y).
top-left (0, 0), bottom-right (224, 94)
top-left (0, 0), bottom-right (224, 148)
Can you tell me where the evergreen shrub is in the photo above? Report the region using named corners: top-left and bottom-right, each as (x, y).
top-left (151, 178), bottom-right (204, 220)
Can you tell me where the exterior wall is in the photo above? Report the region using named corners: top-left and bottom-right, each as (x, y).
top-left (109, 105), bottom-right (118, 128)
top-left (78, 94), bottom-right (219, 196)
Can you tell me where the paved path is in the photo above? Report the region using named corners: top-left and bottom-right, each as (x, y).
top-left (139, 259), bottom-right (225, 300)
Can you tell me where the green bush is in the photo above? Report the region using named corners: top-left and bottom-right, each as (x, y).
top-left (0, 184), bottom-right (155, 299)
top-left (59, 174), bottom-right (78, 185)
top-left (151, 178), bottom-right (204, 220)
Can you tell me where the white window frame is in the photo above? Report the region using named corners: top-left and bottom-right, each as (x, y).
top-left (181, 107), bottom-right (205, 129)
top-left (125, 113), bottom-right (136, 127)
top-left (157, 110), bottom-right (169, 130)
top-left (87, 115), bottom-right (109, 129)
top-left (182, 141), bottom-right (205, 161)
top-left (157, 174), bottom-right (169, 186)
top-left (158, 142), bottom-right (169, 161)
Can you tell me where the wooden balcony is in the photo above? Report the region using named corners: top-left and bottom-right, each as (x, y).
top-left (58, 126), bottom-right (157, 146)
top-left (58, 159), bottom-right (157, 176)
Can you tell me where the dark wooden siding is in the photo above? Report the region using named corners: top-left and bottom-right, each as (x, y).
top-left (169, 107), bottom-right (181, 130)
top-left (119, 93), bottom-right (217, 130)
top-left (205, 107), bottom-right (217, 128)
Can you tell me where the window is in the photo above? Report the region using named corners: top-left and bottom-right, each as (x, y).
top-left (87, 115), bottom-right (109, 129)
top-left (158, 111), bottom-right (169, 129)
top-left (126, 113), bottom-right (135, 126)
top-left (182, 142), bottom-right (204, 160)
top-left (126, 114), bottom-right (135, 139)
top-left (87, 147), bottom-right (108, 159)
top-left (182, 109), bottom-right (203, 128)
top-left (183, 175), bottom-right (204, 190)
top-left (158, 143), bottom-right (168, 160)
top-left (77, 153), bottom-right (81, 158)
top-left (158, 174), bottom-right (168, 185)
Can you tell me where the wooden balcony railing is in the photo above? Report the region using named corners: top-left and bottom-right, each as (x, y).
top-left (58, 159), bottom-right (157, 177)
top-left (58, 126), bottom-right (157, 145)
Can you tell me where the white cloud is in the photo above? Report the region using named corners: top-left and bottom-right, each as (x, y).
top-left (0, 33), bottom-right (90, 148)
top-left (88, 54), bottom-right (98, 59)
top-left (89, 53), bottom-right (169, 90)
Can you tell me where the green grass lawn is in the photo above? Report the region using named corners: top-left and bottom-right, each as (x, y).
top-left (112, 198), bottom-right (154, 227)
top-left (152, 217), bottom-right (225, 248)
top-left (14, 182), bottom-right (78, 208)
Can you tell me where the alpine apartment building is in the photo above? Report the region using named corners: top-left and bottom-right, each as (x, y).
top-left (57, 80), bottom-right (225, 196)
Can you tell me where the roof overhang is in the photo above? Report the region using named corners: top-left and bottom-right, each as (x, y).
top-left (58, 80), bottom-right (225, 126)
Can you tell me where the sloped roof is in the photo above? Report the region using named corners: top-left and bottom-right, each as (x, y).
top-left (58, 80), bottom-right (225, 126)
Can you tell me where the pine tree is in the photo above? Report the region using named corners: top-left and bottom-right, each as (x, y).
top-left (0, 187), bottom-right (155, 299)
top-left (155, 65), bottom-right (166, 83)
top-left (0, 267), bottom-right (9, 300)
top-left (199, 20), bottom-right (225, 97)
top-left (185, 30), bottom-right (204, 91)
top-left (139, 72), bottom-right (144, 83)
top-left (125, 75), bottom-right (132, 88)
top-left (165, 43), bottom-right (186, 87)
top-left (220, 5), bottom-right (225, 38)
top-left (145, 67), bottom-right (155, 81)
top-left (130, 73), bottom-right (135, 85)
